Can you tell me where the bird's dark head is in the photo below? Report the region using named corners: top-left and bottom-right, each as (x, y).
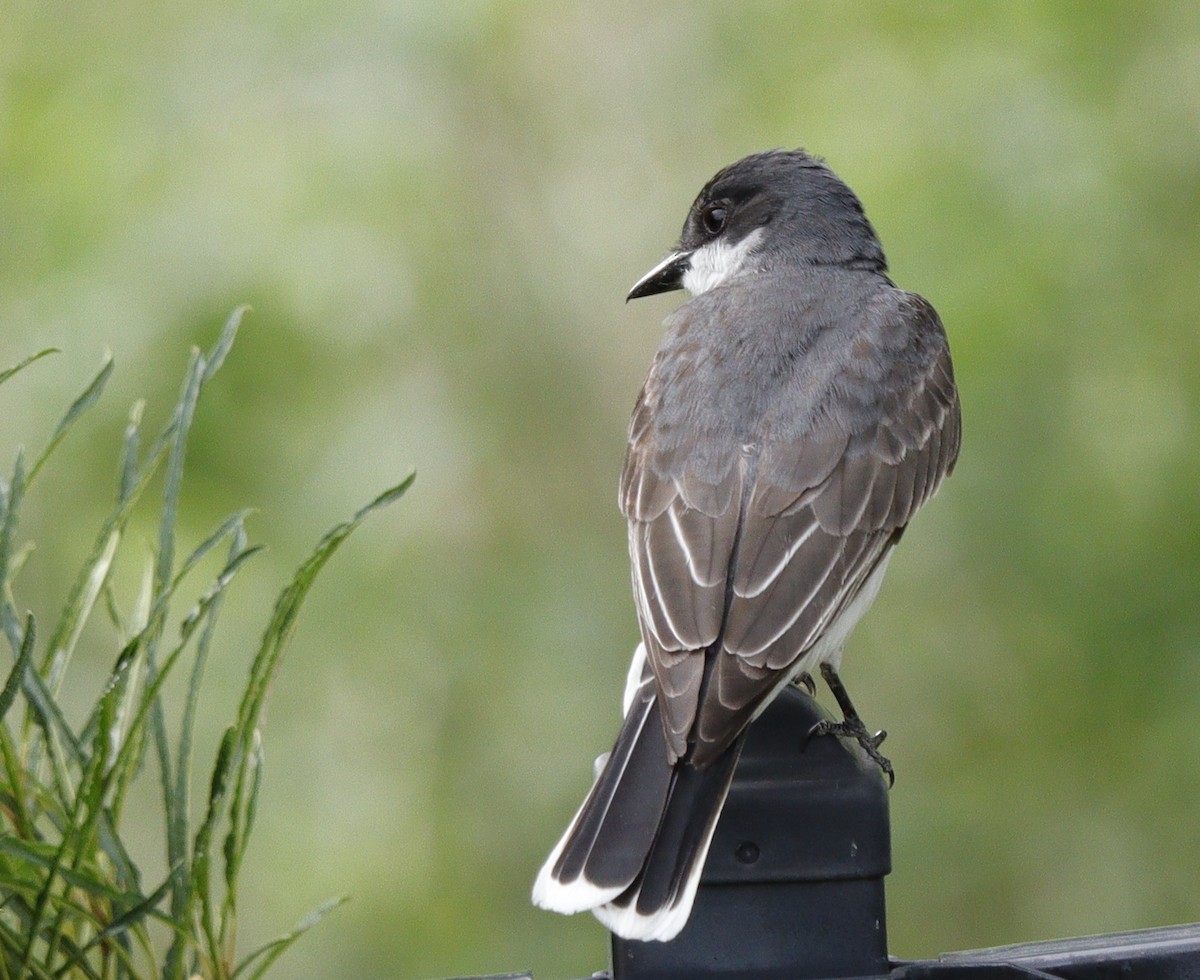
top-left (627, 148), bottom-right (887, 301)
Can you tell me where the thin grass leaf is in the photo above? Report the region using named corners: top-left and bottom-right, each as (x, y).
top-left (23, 377), bottom-right (180, 826)
top-left (23, 632), bottom-right (153, 973)
top-left (0, 614), bottom-right (35, 722)
top-left (99, 720), bottom-right (146, 875)
top-left (105, 643), bottom-right (147, 804)
top-left (143, 352), bottom-right (204, 832)
top-left (0, 451), bottom-right (27, 657)
top-left (27, 354), bottom-right (114, 487)
top-left (2, 541), bottom-right (34, 593)
top-left (0, 348), bottom-right (58, 389)
top-left (49, 870), bottom-right (176, 978)
top-left (194, 727), bottom-right (236, 971)
top-left (153, 307), bottom-right (243, 599)
top-left (18, 778), bottom-right (88, 974)
top-left (39, 418), bottom-right (174, 681)
top-left (177, 511), bottom-right (255, 585)
top-left (19, 666), bottom-right (85, 808)
top-left (163, 523), bottom-right (251, 980)
top-left (230, 895), bottom-right (348, 980)
top-left (0, 919), bottom-right (55, 979)
top-left (0, 723), bottom-right (35, 839)
top-left (44, 529), bottom-right (120, 696)
top-left (44, 934), bottom-right (104, 980)
top-left (98, 546), bottom-right (261, 815)
top-left (84, 515), bottom-right (254, 768)
top-left (201, 306), bottom-right (246, 384)
top-left (0, 838), bottom-right (166, 925)
top-left (0, 836), bottom-right (59, 878)
top-left (131, 556), bottom-right (154, 642)
top-left (38, 664), bottom-right (121, 973)
top-left (170, 548), bottom-right (262, 980)
top-left (218, 729), bottom-right (261, 943)
top-left (234, 475), bottom-right (414, 738)
top-left (118, 400), bottom-right (145, 507)
top-left (154, 349), bottom-right (204, 602)
top-left (215, 475), bottom-right (412, 948)
top-left (144, 348), bottom-right (212, 938)
top-left (100, 581), bottom-right (126, 637)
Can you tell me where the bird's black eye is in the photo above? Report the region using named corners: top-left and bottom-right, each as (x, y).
top-left (700, 202), bottom-right (728, 236)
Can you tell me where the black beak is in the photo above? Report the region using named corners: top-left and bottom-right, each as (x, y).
top-left (626, 249), bottom-right (692, 302)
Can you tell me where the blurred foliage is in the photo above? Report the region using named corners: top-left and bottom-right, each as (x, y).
top-left (1, 315), bottom-right (408, 977)
top-left (2, 1), bottom-right (1199, 978)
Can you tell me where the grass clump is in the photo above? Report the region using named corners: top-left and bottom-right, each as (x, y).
top-left (0, 308), bottom-right (412, 979)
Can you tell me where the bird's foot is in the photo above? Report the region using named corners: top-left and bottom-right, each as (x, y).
top-left (806, 716), bottom-right (894, 786)
top-left (804, 662), bottom-right (896, 786)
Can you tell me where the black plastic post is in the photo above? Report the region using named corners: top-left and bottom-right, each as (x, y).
top-left (452, 687), bottom-right (1200, 979)
top-left (610, 685), bottom-right (892, 980)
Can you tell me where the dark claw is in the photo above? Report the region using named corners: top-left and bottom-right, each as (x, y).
top-left (862, 729), bottom-right (895, 788)
top-left (803, 718), bottom-right (832, 747)
top-left (792, 671), bottom-right (817, 697)
top-left (804, 717), bottom-right (895, 787)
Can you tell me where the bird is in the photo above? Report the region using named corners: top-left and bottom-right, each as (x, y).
top-left (532, 148), bottom-right (961, 943)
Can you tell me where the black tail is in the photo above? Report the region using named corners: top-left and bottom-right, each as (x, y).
top-left (533, 681), bottom-right (742, 941)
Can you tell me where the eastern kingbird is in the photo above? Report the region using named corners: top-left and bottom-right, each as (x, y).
top-left (533, 149), bottom-right (961, 942)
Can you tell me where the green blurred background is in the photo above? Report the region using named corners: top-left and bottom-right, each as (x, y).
top-left (3, 1), bottom-right (1200, 977)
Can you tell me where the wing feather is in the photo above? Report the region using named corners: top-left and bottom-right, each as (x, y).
top-left (621, 286), bottom-right (961, 770)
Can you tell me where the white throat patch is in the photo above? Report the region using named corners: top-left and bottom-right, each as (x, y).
top-left (683, 228), bottom-right (764, 296)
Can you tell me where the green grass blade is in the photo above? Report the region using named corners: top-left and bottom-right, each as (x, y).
top-left (38, 653), bottom-right (122, 973)
top-left (0, 837), bottom-right (166, 922)
top-left (19, 666), bottom-right (85, 806)
top-left (168, 523), bottom-right (249, 868)
top-left (219, 728), bottom-right (261, 943)
top-left (155, 311), bottom-right (243, 600)
top-left (154, 349), bottom-right (204, 604)
top-left (146, 320), bottom-right (238, 934)
top-left (27, 354), bottom-right (113, 487)
top-left (229, 896), bottom-right (348, 980)
top-left (44, 530), bottom-right (119, 696)
top-left (26, 411), bottom-right (172, 789)
top-left (234, 475), bottom-right (414, 739)
top-left (39, 421), bottom-right (174, 683)
top-left (0, 614), bottom-right (35, 722)
top-left (143, 351), bottom-right (207, 845)
top-left (117, 400), bottom-right (145, 509)
top-left (37, 543), bottom-right (257, 977)
top-left (216, 475), bottom-right (413, 942)
top-left (18, 772), bottom-right (90, 973)
top-left (193, 726), bottom-right (236, 972)
top-left (163, 533), bottom-right (259, 980)
top-left (0, 721), bottom-right (35, 840)
top-left (1, 451), bottom-right (27, 657)
top-left (48, 871), bottom-right (176, 978)
top-left (0, 919), bottom-right (55, 979)
top-left (100, 545), bottom-right (261, 810)
top-left (201, 306), bottom-right (246, 384)
top-left (0, 348), bottom-right (58, 389)
top-left (172, 511), bottom-right (255, 608)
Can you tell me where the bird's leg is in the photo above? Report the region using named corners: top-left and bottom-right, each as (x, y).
top-left (806, 662), bottom-right (894, 786)
top-left (791, 671), bottom-right (817, 697)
